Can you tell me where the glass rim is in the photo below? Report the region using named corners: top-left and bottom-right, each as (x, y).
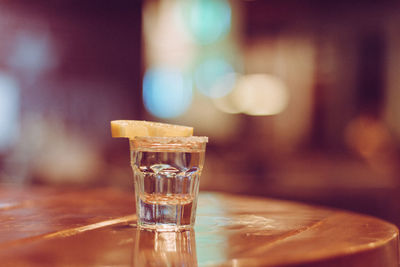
top-left (132, 136), bottom-right (208, 144)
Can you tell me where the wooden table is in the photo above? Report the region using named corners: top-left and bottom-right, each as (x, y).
top-left (0, 186), bottom-right (398, 266)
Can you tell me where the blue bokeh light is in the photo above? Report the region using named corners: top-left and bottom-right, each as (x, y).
top-left (195, 58), bottom-right (236, 98)
top-left (143, 67), bottom-right (193, 119)
top-left (0, 73), bottom-right (20, 151)
top-left (183, 0), bottom-right (231, 45)
top-left (7, 31), bottom-right (57, 79)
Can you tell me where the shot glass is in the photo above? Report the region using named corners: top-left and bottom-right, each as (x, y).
top-left (130, 136), bottom-right (208, 231)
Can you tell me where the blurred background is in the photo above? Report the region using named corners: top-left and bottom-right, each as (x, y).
top-left (0, 0), bottom-right (400, 226)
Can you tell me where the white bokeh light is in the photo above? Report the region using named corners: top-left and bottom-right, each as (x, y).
top-left (213, 74), bottom-right (289, 116)
top-left (233, 74), bottom-right (289, 116)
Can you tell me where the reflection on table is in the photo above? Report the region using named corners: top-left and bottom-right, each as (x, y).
top-left (134, 229), bottom-right (197, 267)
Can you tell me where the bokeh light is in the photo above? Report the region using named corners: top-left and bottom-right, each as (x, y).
top-left (143, 0), bottom-right (196, 68)
top-left (212, 92), bottom-right (240, 114)
top-left (0, 73), bottom-right (20, 151)
top-left (233, 74), bottom-right (289, 116)
top-left (143, 67), bottom-right (193, 119)
top-left (7, 30), bottom-right (57, 78)
top-left (212, 74), bottom-right (289, 116)
top-left (182, 0), bottom-right (231, 45)
top-left (195, 58), bottom-right (236, 98)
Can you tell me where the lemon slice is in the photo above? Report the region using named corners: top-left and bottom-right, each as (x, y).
top-left (110, 120), bottom-right (193, 139)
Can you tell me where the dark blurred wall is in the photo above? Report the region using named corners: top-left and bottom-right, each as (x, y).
top-left (0, 0), bottom-right (142, 139)
top-left (0, 1), bottom-right (142, 185)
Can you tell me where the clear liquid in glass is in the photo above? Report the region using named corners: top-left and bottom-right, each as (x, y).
top-left (131, 149), bottom-right (204, 231)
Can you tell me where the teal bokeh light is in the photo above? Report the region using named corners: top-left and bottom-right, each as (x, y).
top-left (183, 0), bottom-right (231, 45)
top-left (143, 67), bottom-right (192, 118)
top-left (195, 58), bottom-right (235, 98)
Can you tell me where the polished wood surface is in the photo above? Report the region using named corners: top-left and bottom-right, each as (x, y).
top-left (0, 186), bottom-right (398, 266)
